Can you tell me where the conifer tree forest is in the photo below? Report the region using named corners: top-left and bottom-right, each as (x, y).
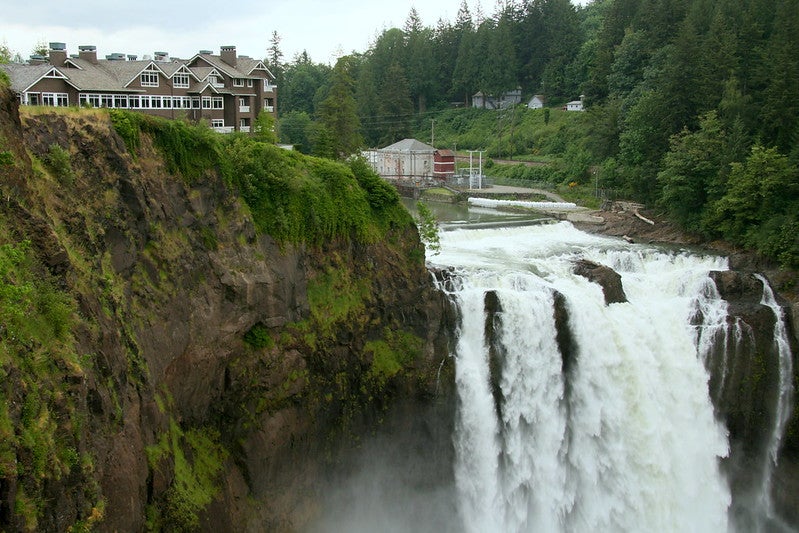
top-left (269, 0), bottom-right (799, 267)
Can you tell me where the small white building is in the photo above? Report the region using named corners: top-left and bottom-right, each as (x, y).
top-left (363, 138), bottom-right (435, 180)
top-left (527, 94), bottom-right (545, 109)
top-left (472, 89), bottom-right (522, 109)
top-left (566, 95), bottom-right (585, 111)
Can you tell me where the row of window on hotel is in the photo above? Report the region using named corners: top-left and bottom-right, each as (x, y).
top-left (36, 92), bottom-right (230, 109)
top-left (140, 70), bottom-right (269, 90)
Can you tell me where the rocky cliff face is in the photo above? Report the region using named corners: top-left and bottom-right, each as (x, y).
top-left (0, 91), bottom-right (454, 531)
top-left (704, 271), bottom-right (799, 527)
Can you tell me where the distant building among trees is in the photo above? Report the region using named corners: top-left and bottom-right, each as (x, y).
top-left (472, 89), bottom-right (522, 109)
top-left (527, 94), bottom-right (545, 109)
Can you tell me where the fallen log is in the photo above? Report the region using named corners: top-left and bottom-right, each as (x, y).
top-left (634, 210), bottom-right (655, 225)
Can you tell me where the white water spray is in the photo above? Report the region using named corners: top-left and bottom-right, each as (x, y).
top-left (431, 222), bottom-right (733, 532)
top-left (755, 274), bottom-right (795, 523)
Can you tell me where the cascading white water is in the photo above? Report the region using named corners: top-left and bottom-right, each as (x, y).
top-left (755, 274), bottom-right (795, 524)
top-left (431, 221), bottom-right (734, 533)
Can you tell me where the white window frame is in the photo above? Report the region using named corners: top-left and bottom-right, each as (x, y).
top-left (212, 96), bottom-right (224, 109)
top-left (211, 119), bottom-right (224, 128)
top-left (173, 73), bottom-right (190, 88)
top-left (233, 78), bottom-right (244, 87)
top-left (202, 96), bottom-right (212, 109)
top-left (42, 92), bottom-right (69, 107)
top-left (247, 79), bottom-right (253, 87)
top-left (140, 66), bottom-right (160, 88)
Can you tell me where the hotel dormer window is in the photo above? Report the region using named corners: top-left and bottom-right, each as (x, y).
top-left (173, 73), bottom-right (189, 88)
top-left (141, 66), bottom-right (159, 88)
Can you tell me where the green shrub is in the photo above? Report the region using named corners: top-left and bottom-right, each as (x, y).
top-left (243, 324), bottom-right (274, 350)
top-left (43, 144), bottom-right (75, 185)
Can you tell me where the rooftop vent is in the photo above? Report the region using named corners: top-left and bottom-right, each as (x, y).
top-left (78, 45), bottom-right (96, 51)
top-left (127, 55), bottom-right (138, 61)
top-left (49, 42), bottom-right (66, 51)
top-left (106, 53), bottom-right (126, 61)
top-left (199, 50), bottom-right (213, 55)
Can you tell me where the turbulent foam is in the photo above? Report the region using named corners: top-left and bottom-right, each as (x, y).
top-left (432, 222), bottom-right (733, 533)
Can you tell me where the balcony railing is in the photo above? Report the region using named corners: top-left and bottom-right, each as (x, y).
top-left (264, 105), bottom-right (274, 113)
top-left (213, 126), bottom-right (234, 134)
top-left (239, 105), bottom-right (250, 113)
top-left (239, 126), bottom-right (251, 133)
top-left (263, 82), bottom-right (277, 92)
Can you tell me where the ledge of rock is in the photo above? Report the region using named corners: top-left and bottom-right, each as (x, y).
top-left (573, 259), bottom-right (627, 305)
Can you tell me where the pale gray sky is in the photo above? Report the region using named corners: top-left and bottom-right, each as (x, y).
top-left (1, 0), bottom-right (587, 65)
top-left (2, 0), bottom-right (470, 65)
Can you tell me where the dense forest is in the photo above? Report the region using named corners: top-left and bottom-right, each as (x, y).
top-left (269, 0), bottom-right (799, 267)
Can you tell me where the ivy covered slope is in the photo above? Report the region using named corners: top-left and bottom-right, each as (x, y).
top-left (0, 88), bottom-right (452, 532)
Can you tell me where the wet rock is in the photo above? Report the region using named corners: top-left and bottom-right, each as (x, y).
top-left (573, 259), bottom-right (627, 305)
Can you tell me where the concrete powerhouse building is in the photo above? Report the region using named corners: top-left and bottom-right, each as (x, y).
top-left (364, 139), bottom-right (455, 182)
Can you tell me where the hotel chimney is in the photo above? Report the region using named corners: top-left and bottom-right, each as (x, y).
top-left (78, 45), bottom-right (98, 64)
top-left (49, 42), bottom-right (67, 66)
top-left (220, 45), bottom-right (237, 67)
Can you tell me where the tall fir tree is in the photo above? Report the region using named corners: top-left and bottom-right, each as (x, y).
top-left (317, 56), bottom-right (363, 158)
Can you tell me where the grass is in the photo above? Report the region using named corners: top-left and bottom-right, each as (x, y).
top-left (306, 262), bottom-right (370, 340)
top-left (365, 329), bottom-right (423, 388)
top-left (146, 420), bottom-right (228, 532)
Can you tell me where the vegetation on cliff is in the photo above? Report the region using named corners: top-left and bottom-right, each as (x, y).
top-left (109, 109), bottom-right (410, 245)
top-left (0, 234), bottom-right (103, 531)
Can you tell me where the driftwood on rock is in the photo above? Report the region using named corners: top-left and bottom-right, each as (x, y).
top-left (634, 210), bottom-right (655, 225)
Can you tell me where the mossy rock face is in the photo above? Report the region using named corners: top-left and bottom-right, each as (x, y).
top-left (0, 95), bottom-right (452, 532)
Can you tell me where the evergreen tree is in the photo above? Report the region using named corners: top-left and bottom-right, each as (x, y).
top-left (316, 56), bottom-right (363, 158)
top-left (484, 5), bottom-right (519, 98)
top-left (452, 24), bottom-right (479, 105)
top-left (404, 9), bottom-right (436, 113)
top-left (377, 63), bottom-right (414, 145)
top-left (539, 0), bottom-right (583, 98)
top-left (267, 31), bottom-right (284, 73)
top-left (278, 110), bottom-right (313, 152)
top-left (657, 111), bottom-right (730, 233)
top-left (279, 56), bottom-right (331, 116)
top-left (758, 0), bottom-right (799, 152)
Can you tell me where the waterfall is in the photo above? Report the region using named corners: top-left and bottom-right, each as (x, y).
top-left (431, 222), bottom-right (733, 533)
top-left (755, 274), bottom-right (795, 525)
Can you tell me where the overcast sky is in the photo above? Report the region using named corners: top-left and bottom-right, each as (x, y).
top-left (1, 0), bottom-right (586, 65)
